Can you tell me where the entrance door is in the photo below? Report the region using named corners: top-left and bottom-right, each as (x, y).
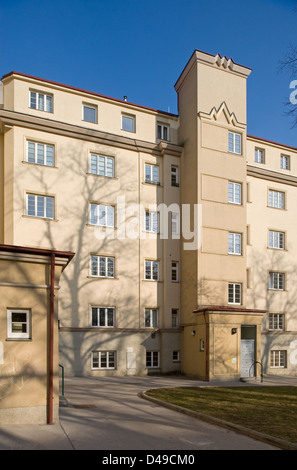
top-left (241, 339), bottom-right (255, 377)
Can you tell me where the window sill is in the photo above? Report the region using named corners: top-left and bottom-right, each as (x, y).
top-left (22, 215), bottom-right (58, 222)
top-left (87, 276), bottom-right (119, 280)
top-left (6, 337), bottom-right (32, 341)
top-left (86, 173), bottom-right (118, 180)
top-left (22, 161), bottom-right (58, 169)
top-left (143, 181), bottom-right (162, 187)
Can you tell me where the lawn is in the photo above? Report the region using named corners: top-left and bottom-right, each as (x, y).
top-left (145, 386), bottom-right (297, 445)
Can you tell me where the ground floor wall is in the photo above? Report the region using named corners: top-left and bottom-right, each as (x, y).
top-left (261, 332), bottom-right (297, 376)
top-left (59, 329), bottom-right (181, 377)
top-left (58, 317), bottom-right (297, 380)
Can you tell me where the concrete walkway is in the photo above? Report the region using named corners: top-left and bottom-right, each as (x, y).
top-left (0, 374), bottom-right (296, 451)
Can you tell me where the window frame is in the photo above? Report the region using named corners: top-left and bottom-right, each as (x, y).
top-left (121, 114), bottom-right (135, 133)
top-left (268, 272), bottom-right (285, 291)
top-left (145, 308), bottom-right (158, 328)
top-left (145, 210), bottom-right (159, 233)
top-left (268, 230), bottom-right (285, 250)
top-left (82, 103), bottom-right (97, 123)
top-left (228, 181), bottom-right (242, 205)
top-left (30, 90), bottom-right (53, 113)
top-left (171, 308), bottom-right (179, 328)
top-left (171, 261), bottom-right (179, 282)
top-left (89, 203), bottom-right (115, 228)
top-left (228, 232), bottom-right (242, 255)
top-left (171, 165), bottom-right (179, 187)
top-left (172, 350), bottom-right (180, 362)
top-left (269, 313), bottom-right (285, 331)
top-left (26, 141), bottom-right (55, 167)
top-left (92, 351), bottom-right (116, 369)
top-left (157, 123), bottom-right (169, 141)
top-left (146, 351), bottom-right (160, 368)
top-left (228, 283), bottom-right (242, 305)
top-left (280, 154), bottom-right (290, 170)
top-left (26, 193), bottom-right (55, 219)
top-left (90, 255), bottom-right (115, 278)
top-left (89, 153), bottom-right (114, 178)
top-left (144, 163), bottom-right (160, 185)
top-left (268, 190), bottom-right (285, 210)
top-left (228, 132), bottom-right (242, 155)
top-left (91, 306), bottom-right (115, 328)
top-left (270, 350), bottom-right (286, 368)
top-left (7, 309), bottom-right (31, 340)
top-left (145, 260), bottom-right (159, 281)
top-left (255, 148), bottom-right (265, 164)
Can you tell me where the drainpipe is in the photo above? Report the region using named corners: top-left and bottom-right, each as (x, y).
top-left (204, 312), bottom-right (209, 381)
top-left (48, 253), bottom-right (55, 424)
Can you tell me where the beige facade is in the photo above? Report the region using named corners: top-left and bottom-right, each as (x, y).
top-left (0, 245), bottom-right (73, 425)
top-left (0, 49), bottom-right (296, 383)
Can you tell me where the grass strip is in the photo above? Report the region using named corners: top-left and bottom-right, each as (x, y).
top-left (146, 386), bottom-right (297, 444)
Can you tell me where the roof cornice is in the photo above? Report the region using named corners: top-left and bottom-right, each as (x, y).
top-left (175, 49), bottom-right (252, 92)
top-left (0, 109), bottom-right (183, 157)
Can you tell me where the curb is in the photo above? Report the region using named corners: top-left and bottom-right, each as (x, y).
top-left (141, 391), bottom-right (297, 451)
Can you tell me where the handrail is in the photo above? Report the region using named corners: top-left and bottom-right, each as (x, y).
top-left (59, 364), bottom-right (64, 396)
top-left (249, 361), bottom-right (264, 382)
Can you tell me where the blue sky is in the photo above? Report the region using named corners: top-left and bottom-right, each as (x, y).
top-left (1, 0), bottom-right (297, 146)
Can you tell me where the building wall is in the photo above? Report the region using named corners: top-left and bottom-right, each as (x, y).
top-left (0, 74), bottom-right (183, 377)
top-left (246, 137), bottom-right (297, 375)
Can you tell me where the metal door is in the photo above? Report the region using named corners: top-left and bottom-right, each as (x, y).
top-left (241, 339), bottom-right (255, 377)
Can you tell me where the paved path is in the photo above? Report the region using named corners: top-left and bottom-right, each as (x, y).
top-left (1, 374), bottom-right (295, 450)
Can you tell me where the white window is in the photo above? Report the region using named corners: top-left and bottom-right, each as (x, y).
top-left (171, 261), bottom-right (179, 282)
top-left (270, 350), bottom-right (286, 368)
top-left (171, 309), bottom-right (179, 328)
top-left (228, 283), bottom-right (241, 305)
top-left (91, 307), bottom-right (115, 327)
top-left (268, 190), bottom-right (285, 209)
top-left (157, 123), bottom-right (169, 141)
top-left (90, 255), bottom-right (115, 278)
top-left (172, 350), bottom-right (180, 362)
top-left (228, 181), bottom-right (242, 205)
top-left (171, 166), bottom-right (179, 186)
top-left (268, 230), bottom-right (285, 250)
top-left (269, 313), bottom-right (285, 331)
top-left (228, 132), bottom-right (241, 155)
top-left (255, 148), bottom-right (265, 163)
top-left (145, 163), bottom-right (159, 185)
top-left (89, 203), bottom-right (114, 227)
top-left (26, 194), bottom-right (54, 219)
top-left (83, 104), bottom-right (97, 123)
top-left (7, 309), bottom-right (31, 339)
top-left (145, 260), bottom-right (159, 281)
top-left (92, 351), bottom-right (116, 369)
top-left (269, 272), bottom-right (285, 290)
top-left (145, 211), bottom-right (159, 233)
top-left (228, 233), bottom-right (242, 255)
top-left (30, 91), bottom-right (53, 113)
top-left (122, 114), bottom-right (135, 132)
top-left (145, 308), bottom-right (158, 328)
top-left (27, 141), bottom-right (54, 166)
top-left (146, 351), bottom-right (159, 368)
top-left (90, 154), bottom-right (114, 177)
top-left (280, 154), bottom-right (290, 170)
top-left (171, 212), bottom-right (180, 238)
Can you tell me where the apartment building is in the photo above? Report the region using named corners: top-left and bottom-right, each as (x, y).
top-left (0, 49), bottom-right (296, 381)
